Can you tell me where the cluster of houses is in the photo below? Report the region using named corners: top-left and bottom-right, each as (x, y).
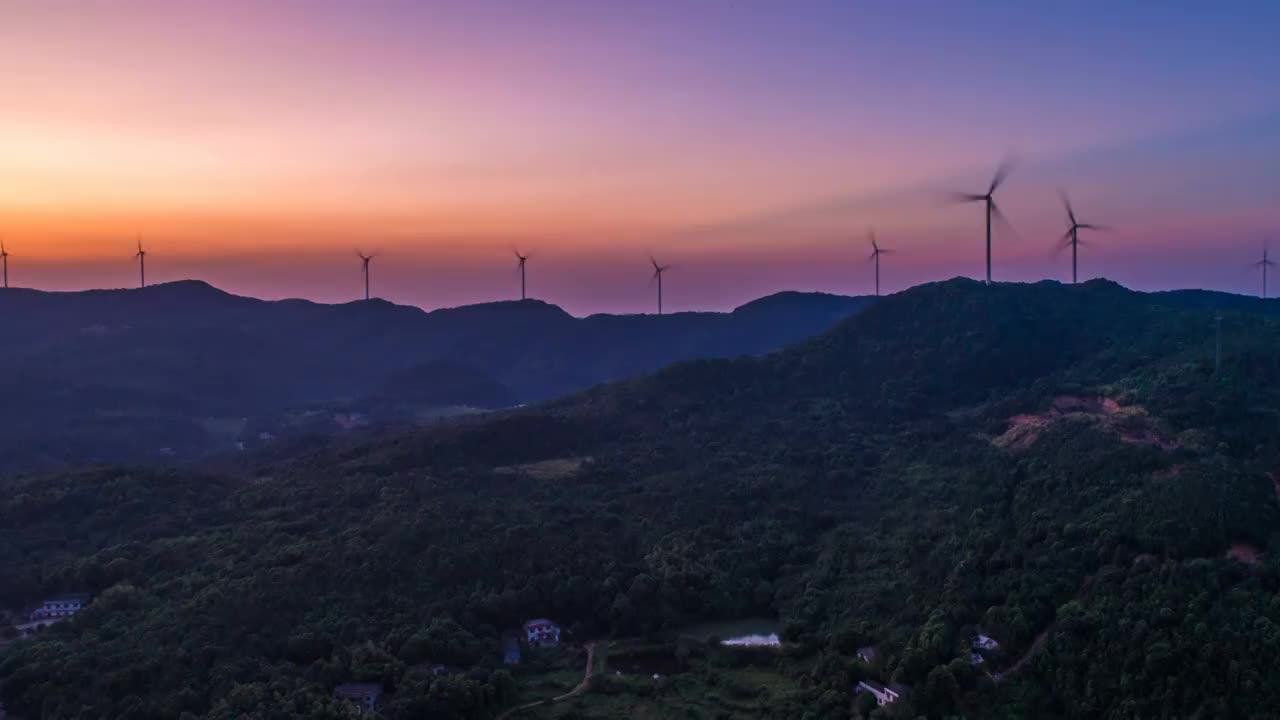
top-left (853, 632), bottom-right (1001, 708)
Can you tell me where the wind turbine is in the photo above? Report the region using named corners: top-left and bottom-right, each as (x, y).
top-left (1255, 244), bottom-right (1276, 299)
top-left (1, 238), bottom-right (9, 289)
top-left (953, 160), bottom-right (1013, 284)
top-left (356, 250), bottom-right (374, 300)
top-left (650, 257), bottom-right (671, 314)
top-left (135, 236), bottom-right (147, 288)
top-left (1057, 191), bottom-right (1109, 284)
top-left (514, 248), bottom-right (529, 300)
top-left (867, 230), bottom-right (892, 297)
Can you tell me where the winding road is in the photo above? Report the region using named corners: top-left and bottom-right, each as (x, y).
top-left (496, 642), bottom-right (596, 720)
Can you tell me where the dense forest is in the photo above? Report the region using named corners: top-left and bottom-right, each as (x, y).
top-left (2, 278), bottom-right (1279, 719)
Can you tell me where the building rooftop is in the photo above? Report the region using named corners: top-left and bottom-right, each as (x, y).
top-left (333, 683), bottom-right (384, 698)
top-left (858, 679), bottom-right (887, 693)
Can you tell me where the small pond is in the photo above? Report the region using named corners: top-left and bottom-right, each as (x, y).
top-left (680, 618), bottom-right (782, 647)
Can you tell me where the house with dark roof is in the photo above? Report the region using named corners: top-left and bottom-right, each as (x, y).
top-left (856, 645), bottom-right (877, 664)
top-left (333, 683), bottom-right (384, 713)
top-left (523, 618), bottom-right (560, 647)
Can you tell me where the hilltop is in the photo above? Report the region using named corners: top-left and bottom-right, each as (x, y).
top-left (1, 278), bottom-right (1278, 719)
top-left (0, 281), bottom-right (872, 470)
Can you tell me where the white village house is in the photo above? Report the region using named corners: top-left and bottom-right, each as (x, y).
top-left (856, 680), bottom-right (908, 706)
top-left (972, 633), bottom-right (1000, 651)
top-left (523, 618), bottom-right (560, 647)
top-left (30, 593), bottom-right (90, 621)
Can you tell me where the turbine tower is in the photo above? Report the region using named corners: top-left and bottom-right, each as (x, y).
top-left (650, 257), bottom-right (671, 314)
top-left (954, 160), bottom-right (1013, 284)
top-left (1058, 191), bottom-right (1108, 284)
top-left (356, 250), bottom-right (374, 300)
top-left (135, 237), bottom-right (147, 288)
top-left (1, 239), bottom-right (9, 289)
top-left (867, 230), bottom-right (892, 297)
top-left (1256, 244), bottom-right (1276, 299)
top-left (514, 249), bottom-right (529, 300)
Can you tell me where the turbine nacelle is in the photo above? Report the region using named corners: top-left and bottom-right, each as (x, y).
top-left (1255, 245), bottom-right (1276, 268)
top-left (867, 230), bottom-right (893, 261)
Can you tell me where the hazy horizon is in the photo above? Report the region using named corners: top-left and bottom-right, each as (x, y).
top-left (4, 272), bottom-right (1270, 320)
top-left (3, 1), bottom-right (1278, 314)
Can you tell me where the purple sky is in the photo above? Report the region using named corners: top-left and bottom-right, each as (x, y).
top-left (2, 1), bottom-right (1278, 313)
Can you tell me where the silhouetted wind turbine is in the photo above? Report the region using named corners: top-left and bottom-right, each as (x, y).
top-left (1057, 191), bottom-right (1109, 284)
top-left (953, 160), bottom-right (1013, 284)
top-left (356, 250), bottom-right (374, 300)
top-left (867, 230), bottom-right (892, 296)
top-left (650, 257), bottom-right (671, 314)
top-left (0, 238), bottom-right (9, 289)
top-left (514, 249), bottom-right (529, 300)
top-left (135, 237), bottom-right (147, 288)
top-left (1255, 244), bottom-right (1276, 299)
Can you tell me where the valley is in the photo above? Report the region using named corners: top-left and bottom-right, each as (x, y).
top-left (0, 283), bottom-right (870, 471)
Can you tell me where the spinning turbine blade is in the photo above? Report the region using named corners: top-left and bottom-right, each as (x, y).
top-left (988, 158), bottom-right (1014, 194)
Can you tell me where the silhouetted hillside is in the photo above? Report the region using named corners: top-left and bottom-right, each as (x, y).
top-left (3, 278), bottom-right (1278, 719)
top-left (0, 282), bottom-right (872, 469)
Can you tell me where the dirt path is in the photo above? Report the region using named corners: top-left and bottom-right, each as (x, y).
top-left (995, 628), bottom-right (1048, 682)
top-left (496, 642), bottom-right (596, 720)
top-left (557, 642), bottom-right (596, 700)
top-left (994, 572), bottom-right (1099, 684)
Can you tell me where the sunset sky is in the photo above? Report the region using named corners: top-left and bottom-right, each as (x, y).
top-left (2, 1), bottom-right (1278, 313)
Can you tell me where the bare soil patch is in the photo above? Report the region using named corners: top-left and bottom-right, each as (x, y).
top-left (1226, 543), bottom-right (1263, 566)
top-left (993, 395), bottom-right (1175, 452)
top-left (495, 457), bottom-right (591, 481)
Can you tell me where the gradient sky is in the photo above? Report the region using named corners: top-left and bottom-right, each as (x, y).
top-left (2, 1), bottom-right (1278, 313)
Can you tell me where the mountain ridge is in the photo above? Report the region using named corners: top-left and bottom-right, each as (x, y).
top-left (0, 280), bottom-right (875, 470)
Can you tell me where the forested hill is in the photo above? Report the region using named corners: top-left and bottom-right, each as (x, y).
top-left (0, 281), bottom-right (871, 470)
top-left (3, 278), bottom-right (1280, 719)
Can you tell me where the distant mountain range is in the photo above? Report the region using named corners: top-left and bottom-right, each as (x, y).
top-left (0, 281), bottom-right (873, 469)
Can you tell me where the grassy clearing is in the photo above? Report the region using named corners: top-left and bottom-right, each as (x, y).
top-left (511, 639), bottom-right (813, 719)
